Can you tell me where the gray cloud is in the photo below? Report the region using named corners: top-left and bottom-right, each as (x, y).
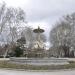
top-left (3, 0), bottom-right (75, 25)
top-left (25, 0), bottom-right (75, 23)
top-left (2, 0), bottom-right (75, 44)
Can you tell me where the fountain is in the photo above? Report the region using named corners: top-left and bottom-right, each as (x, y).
top-left (33, 26), bottom-right (45, 49)
top-left (10, 26), bottom-right (69, 65)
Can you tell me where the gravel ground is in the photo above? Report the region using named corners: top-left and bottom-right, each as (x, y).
top-left (0, 69), bottom-right (75, 75)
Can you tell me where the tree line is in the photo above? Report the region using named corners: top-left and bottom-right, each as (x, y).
top-left (49, 13), bottom-right (75, 57)
top-left (0, 2), bottom-right (75, 57)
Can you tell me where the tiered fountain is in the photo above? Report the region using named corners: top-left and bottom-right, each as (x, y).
top-left (10, 26), bottom-right (69, 65)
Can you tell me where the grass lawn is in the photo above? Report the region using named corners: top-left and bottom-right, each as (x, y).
top-left (0, 60), bottom-right (75, 70)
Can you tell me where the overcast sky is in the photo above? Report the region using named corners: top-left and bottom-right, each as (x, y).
top-left (0, 0), bottom-right (75, 47)
top-left (1, 0), bottom-right (75, 29)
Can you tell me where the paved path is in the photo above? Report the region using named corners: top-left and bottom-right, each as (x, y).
top-left (0, 69), bottom-right (75, 75)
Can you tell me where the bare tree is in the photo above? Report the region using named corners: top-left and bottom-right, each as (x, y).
top-left (6, 7), bottom-right (26, 44)
top-left (49, 13), bottom-right (75, 57)
top-left (0, 2), bottom-right (26, 57)
top-left (0, 2), bottom-right (26, 44)
top-left (0, 2), bottom-right (7, 34)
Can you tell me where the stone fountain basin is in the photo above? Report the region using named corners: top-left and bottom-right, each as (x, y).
top-left (9, 57), bottom-right (69, 65)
